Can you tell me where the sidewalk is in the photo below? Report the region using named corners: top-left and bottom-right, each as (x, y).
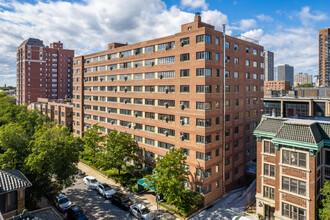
top-left (78, 162), bottom-right (180, 220)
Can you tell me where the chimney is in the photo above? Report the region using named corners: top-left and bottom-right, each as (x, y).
top-left (194, 12), bottom-right (201, 22)
top-left (272, 109), bottom-right (276, 117)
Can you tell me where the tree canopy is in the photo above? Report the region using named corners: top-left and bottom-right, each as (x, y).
top-left (98, 130), bottom-right (140, 175)
top-left (82, 123), bottom-right (104, 165)
top-left (319, 180), bottom-right (330, 220)
top-left (145, 148), bottom-right (190, 210)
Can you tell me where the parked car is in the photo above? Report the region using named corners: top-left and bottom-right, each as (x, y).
top-left (83, 176), bottom-right (98, 189)
top-left (67, 204), bottom-right (89, 220)
top-left (55, 193), bottom-right (71, 212)
top-left (110, 192), bottom-right (133, 210)
top-left (96, 183), bottom-right (116, 199)
top-left (130, 204), bottom-right (152, 220)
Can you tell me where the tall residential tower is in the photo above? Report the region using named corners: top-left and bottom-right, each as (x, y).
top-left (319, 27), bottom-right (330, 87)
top-left (16, 38), bottom-right (74, 105)
top-left (264, 50), bottom-right (274, 81)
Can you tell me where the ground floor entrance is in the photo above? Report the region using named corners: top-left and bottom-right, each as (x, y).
top-left (264, 204), bottom-right (275, 220)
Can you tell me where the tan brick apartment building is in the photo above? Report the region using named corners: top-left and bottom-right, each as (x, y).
top-left (254, 116), bottom-right (330, 220)
top-left (264, 81), bottom-right (290, 95)
top-left (319, 27), bottom-right (330, 87)
top-left (28, 98), bottom-right (73, 131)
top-left (72, 13), bottom-right (264, 205)
top-left (16, 39), bottom-right (74, 105)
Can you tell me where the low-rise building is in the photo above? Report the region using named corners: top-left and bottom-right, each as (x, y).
top-left (0, 169), bottom-right (32, 219)
top-left (263, 87), bottom-right (330, 117)
top-left (264, 81), bottom-right (290, 95)
top-left (28, 98), bottom-right (73, 131)
top-left (254, 116), bottom-right (330, 220)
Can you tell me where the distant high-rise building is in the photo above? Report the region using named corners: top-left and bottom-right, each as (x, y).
top-left (277, 64), bottom-right (294, 87)
top-left (314, 75), bottom-right (319, 87)
top-left (274, 66), bottom-right (278, 81)
top-left (319, 27), bottom-right (330, 87)
top-left (294, 72), bottom-right (313, 86)
top-left (16, 38), bottom-right (74, 105)
top-left (263, 50), bottom-right (274, 81)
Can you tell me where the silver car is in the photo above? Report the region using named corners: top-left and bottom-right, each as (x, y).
top-left (55, 193), bottom-right (71, 212)
top-left (83, 176), bottom-right (99, 189)
top-left (96, 183), bottom-right (116, 199)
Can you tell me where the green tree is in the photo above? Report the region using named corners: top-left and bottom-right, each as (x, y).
top-left (98, 130), bottom-right (139, 175)
top-left (0, 123), bottom-right (29, 169)
top-left (145, 148), bottom-right (190, 210)
top-left (82, 124), bottom-right (104, 165)
top-left (297, 83), bottom-right (313, 87)
top-left (319, 180), bottom-right (330, 220)
top-left (26, 122), bottom-right (83, 189)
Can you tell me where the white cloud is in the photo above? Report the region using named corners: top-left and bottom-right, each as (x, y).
top-left (241, 29), bottom-right (263, 41)
top-left (181, 0), bottom-right (208, 10)
top-left (298, 6), bottom-right (327, 26)
top-left (201, 10), bottom-right (229, 32)
top-left (260, 27), bottom-right (318, 75)
top-left (231, 18), bottom-right (256, 31)
top-left (256, 14), bottom-right (273, 22)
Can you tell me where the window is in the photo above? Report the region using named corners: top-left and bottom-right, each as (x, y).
top-left (196, 119), bottom-right (212, 127)
top-left (264, 164), bottom-right (275, 177)
top-left (196, 68), bottom-right (212, 76)
top-left (158, 99), bottom-right (175, 107)
top-left (196, 152), bottom-right (205, 160)
top-left (282, 177), bottom-right (306, 196)
top-left (196, 135), bottom-right (212, 144)
top-left (196, 102), bottom-right (212, 110)
top-left (158, 71), bottom-right (175, 78)
top-left (158, 42), bottom-right (175, 50)
top-left (158, 141), bottom-right (175, 150)
top-left (182, 148), bottom-right (190, 156)
top-left (282, 150), bottom-right (306, 168)
top-left (196, 34), bottom-right (211, 43)
top-left (264, 141), bottom-right (275, 154)
top-left (145, 72), bottom-right (155, 79)
top-left (225, 115), bottom-right (230, 122)
top-left (215, 37), bottom-right (220, 45)
top-left (246, 86), bottom-right (250, 92)
top-left (225, 85), bottom-right (230, 93)
top-left (180, 101), bottom-right (190, 109)
top-left (180, 37), bottom-right (190, 46)
top-left (145, 59), bottom-right (155, 67)
top-left (253, 49), bottom-right (257, 55)
top-left (196, 85), bottom-right (212, 93)
top-left (134, 73), bottom-right (143, 79)
top-left (145, 138), bottom-right (155, 146)
top-left (253, 61), bottom-right (258, 67)
top-left (216, 53), bottom-right (220, 61)
top-left (234, 44), bottom-right (238, 50)
top-left (234, 58), bottom-right (239, 64)
top-left (180, 85), bottom-right (190, 93)
top-left (234, 72), bottom-right (239, 79)
top-left (225, 42), bottom-right (230, 48)
top-left (145, 45), bottom-right (155, 53)
top-left (158, 56), bottom-right (175, 64)
top-left (180, 69), bottom-right (190, 77)
top-left (158, 127), bottom-right (175, 137)
top-left (246, 47), bottom-right (250, 53)
top-left (180, 53), bottom-right (190, 61)
top-left (282, 203), bottom-right (306, 219)
top-left (145, 112), bottom-right (155, 119)
top-left (145, 125), bottom-right (155, 132)
top-left (145, 99), bottom-right (155, 106)
top-left (246, 72), bottom-right (250, 79)
top-left (246, 60), bottom-right (250, 66)
top-left (225, 71), bottom-right (230, 78)
top-left (196, 51), bottom-right (212, 60)
top-left (180, 116), bottom-right (190, 125)
top-left (263, 186), bottom-right (275, 200)
top-left (234, 85), bottom-right (239, 92)
top-left (145, 86), bottom-right (155, 92)
top-left (234, 99), bottom-right (239, 106)
top-left (134, 86), bottom-right (143, 92)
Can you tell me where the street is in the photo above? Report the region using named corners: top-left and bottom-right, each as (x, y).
top-left (62, 177), bottom-right (131, 220)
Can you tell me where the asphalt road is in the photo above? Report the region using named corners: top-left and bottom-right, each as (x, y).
top-left (62, 177), bottom-right (133, 220)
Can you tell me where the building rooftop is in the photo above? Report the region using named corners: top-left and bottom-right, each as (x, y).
top-left (0, 169), bottom-right (32, 194)
top-left (7, 207), bottom-right (62, 220)
top-left (18, 38), bottom-right (45, 48)
top-left (254, 116), bottom-right (330, 150)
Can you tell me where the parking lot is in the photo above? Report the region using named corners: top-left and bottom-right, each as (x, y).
top-left (62, 177), bottom-right (131, 219)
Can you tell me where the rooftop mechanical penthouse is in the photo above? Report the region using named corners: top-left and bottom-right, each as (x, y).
top-left (72, 13), bottom-right (264, 205)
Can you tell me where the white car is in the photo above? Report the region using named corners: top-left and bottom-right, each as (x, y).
top-left (55, 193), bottom-right (71, 212)
top-left (130, 204), bottom-right (152, 220)
top-left (96, 183), bottom-right (116, 199)
top-left (83, 176), bottom-right (99, 189)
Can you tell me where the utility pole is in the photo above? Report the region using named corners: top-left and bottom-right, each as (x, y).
top-left (222, 24), bottom-right (226, 195)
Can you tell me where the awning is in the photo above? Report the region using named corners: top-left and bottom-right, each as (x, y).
top-left (137, 178), bottom-right (156, 192)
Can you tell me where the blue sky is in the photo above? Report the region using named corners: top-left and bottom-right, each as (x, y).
top-left (0, 0), bottom-right (329, 86)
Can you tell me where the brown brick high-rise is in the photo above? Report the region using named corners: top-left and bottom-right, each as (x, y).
top-left (319, 27), bottom-right (330, 87)
top-left (16, 38), bottom-right (74, 105)
top-left (72, 14), bottom-right (264, 205)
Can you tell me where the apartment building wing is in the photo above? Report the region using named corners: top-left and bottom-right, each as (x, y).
top-left (254, 116), bottom-right (330, 220)
top-left (319, 27), bottom-right (330, 87)
top-left (72, 13), bottom-right (264, 205)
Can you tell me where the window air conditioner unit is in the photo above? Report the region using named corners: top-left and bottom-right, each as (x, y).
top-left (134, 112), bottom-right (138, 117)
top-left (165, 87), bottom-right (169, 94)
top-left (135, 64), bottom-right (138, 68)
top-left (111, 77), bottom-right (114, 81)
top-left (180, 104), bottom-right (185, 110)
top-left (124, 99), bottom-right (127, 104)
top-left (135, 50), bottom-right (139, 55)
top-left (119, 53), bottom-right (123, 58)
top-left (128, 124), bottom-right (131, 128)
top-left (180, 119), bottom-right (184, 125)
top-left (151, 62), bottom-right (155, 66)
top-left (180, 135), bottom-right (184, 141)
top-left (110, 67), bottom-right (113, 71)
top-left (108, 110), bottom-right (111, 113)
top-left (164, 131), bottom-right (169, 137)
top-left (133, 124), bottom-right (136, 129)
top-left (124, 76), bottom-right (128, 81)
top-left (114, 88), bottom-right (117, 92)
top-left (110, 120), bottom-right (114, 125)
top-left (164, 117), bottom-right (168, 123)
top-left (165, 102), bottom-right (169, 108)
top-left (159, 75), bottom-right (163, 79)
top-left (180, 41), bottom-right (184, 47)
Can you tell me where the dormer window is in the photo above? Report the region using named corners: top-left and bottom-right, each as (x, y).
top-left (188, 26), bottom-right (192, 31)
